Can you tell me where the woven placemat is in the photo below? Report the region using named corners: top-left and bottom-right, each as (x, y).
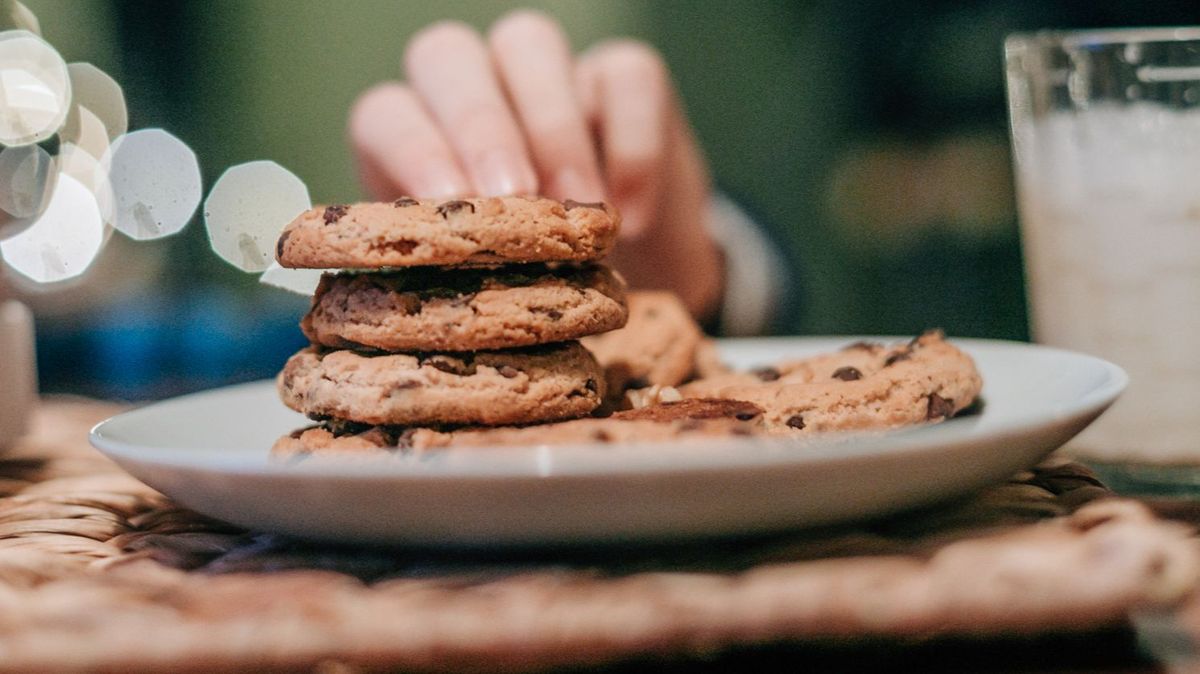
top-left (1, 400), bottom-right (1198, 673)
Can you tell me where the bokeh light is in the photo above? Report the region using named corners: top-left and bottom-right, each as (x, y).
top-left (204, 160), bottom-right (309, 272)
top-left (0, 3), bottom-right (207, 288)
top-left (260, 262), bottom-right (324, 295)
top-left (0, 172), bottom-right (103, 283)
top-left (103, 128), bottom-right (202, 241)
top-left (61, 141), bottom-right (113, 226)
top-left (66, 62), bottom-right (126, 141)
top-left (0, 29), bottom-right (69, 146)
top-left (0, 141), bottom-right (54, 221)
top-left (3, 1), bottom-right (40, 36)
top-left (61, 98), bottom-right (111, 162)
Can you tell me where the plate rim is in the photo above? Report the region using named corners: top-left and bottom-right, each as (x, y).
top-left (88, 336), bottom-right (1128, 480)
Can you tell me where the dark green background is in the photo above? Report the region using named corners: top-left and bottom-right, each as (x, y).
top-left (18, 0), bottom-right (1199, 397)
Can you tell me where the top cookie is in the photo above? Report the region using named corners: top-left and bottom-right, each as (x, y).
top-left (276, 196), bottom-right (620, 269)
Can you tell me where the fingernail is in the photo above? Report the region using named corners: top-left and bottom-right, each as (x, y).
top-left (418, 171), bottom-right (468, 199)
top-left (616, 194), bottom-right (651, 238)
top-left (473, 150), bottom-right (537, 196)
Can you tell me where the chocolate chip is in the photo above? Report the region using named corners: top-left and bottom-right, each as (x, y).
top-left (436, 200), bottom-right (475, 218)
top-left (841, 341), bottom-right (879, 351)
top-left (323, 204), bottom-right (348, 224)
top-left (831, 366), bottom-right (862, 381)
top-left (585, 378), bottom-right (598, 393)
top-left (563, 199), bottom-right (605, 211)
top-left (735, 411), bottom-right (758, 421)
top-left (361, 427), bottom-right (393, 447)
top-left (391, 379), bottom-right (421, 391)
top-left (327, 419), bottom-right (372, 437)
top-left (397, 293), bottom-right (422, 315)
top-left (546, 309), bottom-right (563, 321)
top-left (393, 197), bottom-right (419, 207)
top-left (884, 350), bottom-right (912, 367)
top-left (393, 428), bottom-right (418, 449)
top-left (927, 393), bottom-right (955, 420)
top-left (786, 414), bottom-right (806, 429)
top-left (752, 367), bottom-right (781, 382)
top-left (426, 356), bottom-right (475, 376)
top-left (275, 229), bottom-right (291, 260)
top-left (591, 429), bottom-right (612, 443)
top-left (379, 239), bottom-right (417, 255)
top-left (498, 365), bottom-right (519, 378)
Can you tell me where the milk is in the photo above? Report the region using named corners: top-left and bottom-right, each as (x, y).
top-left (1013, 106), bottom-right (1200, 462)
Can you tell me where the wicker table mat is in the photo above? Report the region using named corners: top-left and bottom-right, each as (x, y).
top-left (2, 400), bottom-right (1199, 673)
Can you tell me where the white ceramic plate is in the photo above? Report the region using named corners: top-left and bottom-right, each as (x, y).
top-left (90, 338), bottom-right (1126, 545)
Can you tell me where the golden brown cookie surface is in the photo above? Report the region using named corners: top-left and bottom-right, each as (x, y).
top-left (278, 341), bottom-right (605, 427)
top-left (276, 196), bottom-right (619, 269)
top-left (302, 264), bottom-right (627, 352)
top-left (680, 331), bottom-right (982, 433)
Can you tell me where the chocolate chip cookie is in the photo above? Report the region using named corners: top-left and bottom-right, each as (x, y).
top-left (276, 196), bottom-right (619, 269)
top-left (302, 264), bottom-right (627, 352)
top-left (581, 291), bottom-right (704, 394)
top-left (278, 341), bottom-right (605, 426)
top-left (271, 398), bottom-right (765, 459)
top-left (680, 330), bottom-right (982, 432)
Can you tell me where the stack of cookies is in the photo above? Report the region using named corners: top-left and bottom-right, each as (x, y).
top-left (272, 196), bottom-right (628, 447)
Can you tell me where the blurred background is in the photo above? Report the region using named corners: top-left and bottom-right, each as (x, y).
top-left (11, 0), bottom-right (1200, 400)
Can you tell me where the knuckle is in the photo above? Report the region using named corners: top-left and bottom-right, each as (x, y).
top-left (452, 104), bottom-right (512, 144)
top-left (533, 113), bottom-right (583, 144)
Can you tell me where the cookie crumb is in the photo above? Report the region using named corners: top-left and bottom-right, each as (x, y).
top-left (625, 385), bottom-right (683, 409)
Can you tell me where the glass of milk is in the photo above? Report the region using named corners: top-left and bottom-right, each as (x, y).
top-left (1006, 28), bottom-right (1200, 489)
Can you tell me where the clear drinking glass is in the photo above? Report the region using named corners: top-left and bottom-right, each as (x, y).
top-left (1005, 28), bottom-right (1200, 491)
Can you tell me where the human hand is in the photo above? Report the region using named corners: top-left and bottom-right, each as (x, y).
top-left (348, 10), bottom-right (723, 319)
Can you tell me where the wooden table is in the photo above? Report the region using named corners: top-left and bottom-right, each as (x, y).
top-left (2, 399), bottom-right (1199, 673)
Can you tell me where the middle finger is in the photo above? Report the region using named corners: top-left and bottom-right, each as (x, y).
top-left (405, 21), bottom-right (538, 196)
top-left (489, 11), bottom-right (604, 201)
